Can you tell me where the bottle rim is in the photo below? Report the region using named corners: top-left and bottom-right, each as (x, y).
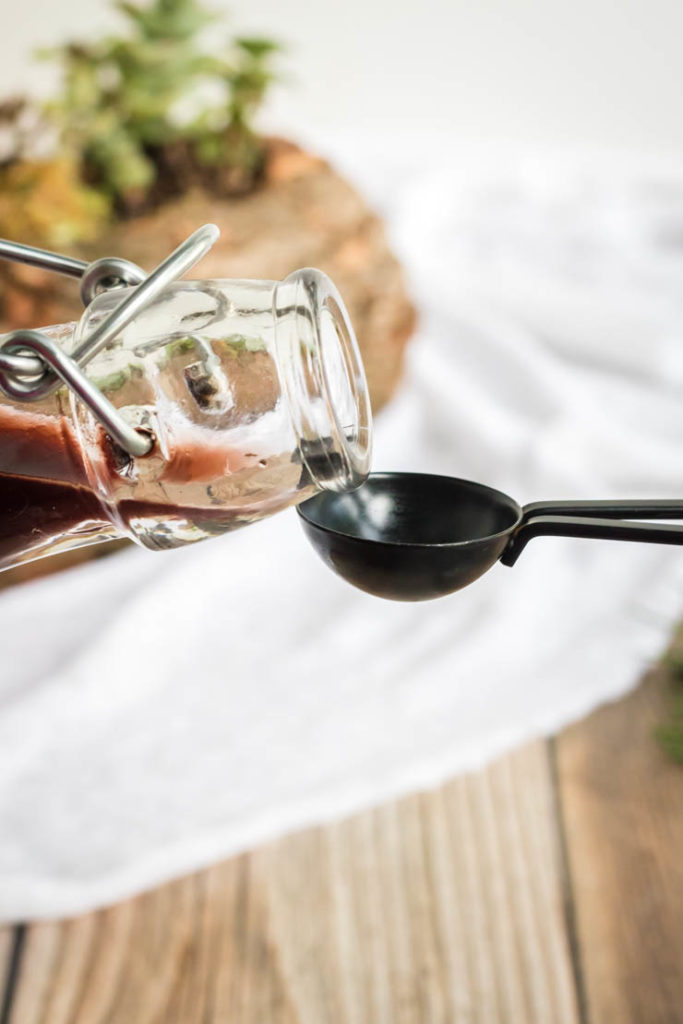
top-left (274, 268), bottom-right (372, 493)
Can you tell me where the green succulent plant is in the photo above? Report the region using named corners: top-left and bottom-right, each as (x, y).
top-left (43, 0), bottom-right (280, 214)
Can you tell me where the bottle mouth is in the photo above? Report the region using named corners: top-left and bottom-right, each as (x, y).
top-left (274, 268), bottom-right (372, 492)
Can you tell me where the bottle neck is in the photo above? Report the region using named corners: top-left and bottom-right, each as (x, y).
top-left (274, 269), bottom-right (372, 494)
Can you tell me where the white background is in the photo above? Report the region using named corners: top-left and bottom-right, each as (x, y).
top-left (0, 0), bottom-right (683, 157)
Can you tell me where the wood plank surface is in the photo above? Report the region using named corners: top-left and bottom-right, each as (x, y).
top-left (557, 661), bottom-right (683, 1024)
top-left (0, 928), bottom-right (15, 1022)
top-left (0, 930), bottom-right (11, 980)
top-left (2, 742), bottom-right (578, 1024)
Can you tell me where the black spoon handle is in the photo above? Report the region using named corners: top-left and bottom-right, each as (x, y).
top-left (521, 499), bottom-right (683, 520)
top-left (502, 514), bottom-right (683, 567)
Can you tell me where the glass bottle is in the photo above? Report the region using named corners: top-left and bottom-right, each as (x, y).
top-left (0, 269), bottom-right (372, 571)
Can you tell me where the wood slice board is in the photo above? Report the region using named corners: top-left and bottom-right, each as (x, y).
top-left (0, 139), bottom-right (417, 414)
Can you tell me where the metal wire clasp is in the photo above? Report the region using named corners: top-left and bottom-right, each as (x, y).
top-left (0, 224), bottom-right (220, 456)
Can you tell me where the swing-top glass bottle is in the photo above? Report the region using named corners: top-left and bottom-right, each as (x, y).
top-left (0, 266), bottom-right (372, 571)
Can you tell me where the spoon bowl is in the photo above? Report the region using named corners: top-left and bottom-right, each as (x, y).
top-left (298, 472), bottom-right (521, 600)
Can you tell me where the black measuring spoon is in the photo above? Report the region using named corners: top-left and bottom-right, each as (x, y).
top-left (297, 472), bottom-right (683, 601)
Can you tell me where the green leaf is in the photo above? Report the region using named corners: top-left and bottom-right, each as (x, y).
top-left (195, 132), bottom-right (227, 164)
top-left (235, 37), bottom-right (280, 59)
top-left (166, 335), bottom-right (198, 357)
top-left (91, 367), bottom-right (132, 392)
top-left (116, 0), bottom-right (217, 41)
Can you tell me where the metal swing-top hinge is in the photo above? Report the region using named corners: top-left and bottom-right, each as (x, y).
top-left (0, 223), bottom-right (220, 457)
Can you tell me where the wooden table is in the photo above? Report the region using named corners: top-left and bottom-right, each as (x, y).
top-left (1, 653), bottom-right (681, 1024)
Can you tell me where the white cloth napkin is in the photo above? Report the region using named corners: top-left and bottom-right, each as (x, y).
top-left (1, 147), bottom-right (682, 922)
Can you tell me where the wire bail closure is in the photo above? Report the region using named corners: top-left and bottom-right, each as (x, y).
top-left (0, 224), bottom-right (220, 457)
